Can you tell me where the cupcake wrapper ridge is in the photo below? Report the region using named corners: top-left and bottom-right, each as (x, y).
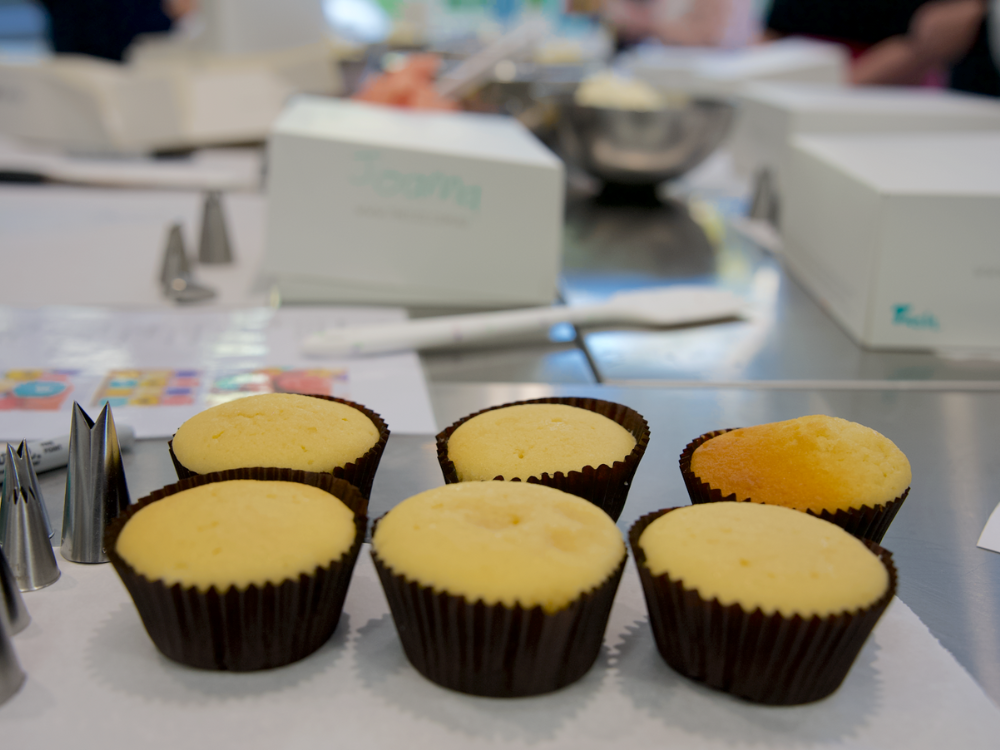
top-left (436, 396), bottom-right (650, 522)
top-left (372, 545), bottom-right (626, 698)
top-left (169, 394), bottom-right (390, 500)
top-left (105, 468), bottom-right (368, 671)
top-left (629, 509), bottom-right (898, 705)
top-left (678, 429), bottom-right (908, 543)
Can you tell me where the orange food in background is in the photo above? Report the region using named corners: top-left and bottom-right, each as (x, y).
top-left (353, 54), bottom-right (459, 111)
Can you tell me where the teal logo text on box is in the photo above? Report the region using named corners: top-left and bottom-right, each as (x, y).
top-left (892, 304), bottom-right (939, 330)
top-left (350, 150), bottom-right (482, 211)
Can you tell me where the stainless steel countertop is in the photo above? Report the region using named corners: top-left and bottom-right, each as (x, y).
top-left (424, 188), bottom-right (1000, 386)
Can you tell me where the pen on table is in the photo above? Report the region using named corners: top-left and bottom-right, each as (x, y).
top-left (0, 170), bottom-right (47, 183)
top-left (0, 425), bottom-right (136, 481)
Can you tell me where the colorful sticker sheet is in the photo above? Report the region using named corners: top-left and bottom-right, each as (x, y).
top-left (90, 367), bottom-right (349, 409)
top-left (0, 307), bottom-right (435, 439)
top-left (205, 368), bottom-right (347, 406)
top-left (93, 369), bottom-right (201, 408)
top-left (0, 369), bottom-right (78, 411)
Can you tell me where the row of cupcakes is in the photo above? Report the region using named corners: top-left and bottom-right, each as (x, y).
top-left (165, 392), bottom-right (912, 543)
top-left (108, 392), bottom-right (910, 706)
top-left (105, 472), bottom-right (897, 706)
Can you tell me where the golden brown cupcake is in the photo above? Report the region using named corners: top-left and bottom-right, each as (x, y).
top-left (105, 469), bottom-right (367, 671)
top-left (630, 503), bottom-right (897, 705)
top-left (679, 414), bottom-right (911, 542)
top-left (436, 396), bottom-right (649, 520)
top-left (169, 392), bottom-right (389, 498)
top-left (372, 481), bottom-right (626, 696)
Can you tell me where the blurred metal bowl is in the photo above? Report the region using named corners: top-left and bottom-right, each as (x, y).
top-left (557, 97), bottom-right (736, 186)
top-left (460, 62), bottom-right (600, 144)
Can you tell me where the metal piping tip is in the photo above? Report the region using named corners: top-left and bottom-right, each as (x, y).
top-left (60, 402), bottom-right (131, 564)
top-left (159, 222), bottom-right (216, 303)
top-left (160, 222), bottom-right (192, 287)
top-left (2, 441), bottom-right (52, 538)
top-left (0, 599), bottom-right (25, 707)
top-left (1, 548), bottom-right (30, 635)
top-left (748, 167), bottom-right (780, 227)
top-left (1, 443), bottom-right (60, 591)
top-left (197, 191), bottom-right (233, 264)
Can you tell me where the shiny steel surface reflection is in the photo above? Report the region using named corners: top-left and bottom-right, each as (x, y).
top-left (558, 189), bottom-right (1000, 384)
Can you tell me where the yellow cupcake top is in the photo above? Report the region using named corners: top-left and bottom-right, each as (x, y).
top-left (638, 503), bottom-right (890, 618)
top-left (115, 480), bottom-right (357, 592)
top-left (172, 393), bottom-right (380, 475)
top-left (447, 403), bottom-right (637, 482)
top-left (690, 415), bottom-right (911, 514)
top-left (372, 482), bottom-right (625, 613)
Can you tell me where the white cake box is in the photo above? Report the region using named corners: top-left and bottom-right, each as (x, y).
top-left (620, 38), bottom-right (847, 98)
top-left (731, 82), bottom-right (1000, 196)
top-left (263, 97), bottom-right (564, 307)
top-left (782, 132), bottom-right (1000, 351)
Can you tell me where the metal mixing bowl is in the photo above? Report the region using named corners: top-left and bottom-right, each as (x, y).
top-left (460, 62), bottom-right (600, 145)
top-left (557, 97), bottom-right (736, 186)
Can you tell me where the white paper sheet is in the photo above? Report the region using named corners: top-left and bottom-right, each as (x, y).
top-left (977, 502), bottom-right (1000, 553)
top-left (0, 185), bottom-right (269, 309)
top-left (3, 551), bottom-right (998, 748)
top-left (0, 306), bottom-right (436, 439)
top-left (0, 137), bottom-right (263, 190)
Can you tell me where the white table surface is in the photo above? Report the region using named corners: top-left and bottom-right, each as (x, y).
top-left (3, 546), bottom-right (999, 749)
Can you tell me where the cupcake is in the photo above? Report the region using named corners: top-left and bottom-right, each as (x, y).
top-left (630, 503), bottom-right (897, 705)
top-left (679, 414), bottom-right (910, 542)
top-left (372, 481), bottom-right (626, 697)
top-left (436, 397), bottom-right (649, 521)
top-left (169, 392), bottom-right (389, 498)
top-left (105, 469), bottom-right (367, 671)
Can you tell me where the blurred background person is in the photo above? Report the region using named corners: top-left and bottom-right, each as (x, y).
top-left (39, 0), bottom-right (195, 61)
top-left (766, 0), bottom-right (998, 94)
top-left (948, 0), bottom-right (1000, 93)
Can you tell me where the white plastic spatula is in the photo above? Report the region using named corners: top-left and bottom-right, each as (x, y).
top-left (301, 286), bottom-right (746, 357)
top-left (434, 18), bottom-right (549, 99)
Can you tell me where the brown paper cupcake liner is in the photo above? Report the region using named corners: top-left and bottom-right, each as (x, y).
top-left (372, 542), bottom-right (626, 697)
top-left (169, 394), bottom-right (390, 500)
top-left (105, 468), bottom-right (368, 671)
top-left (436, 396), bottom-right (650, 521)
top-left (678, 429), bottom-right (908, 544)
top-left (628, 509), bottom-right (897, 705)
